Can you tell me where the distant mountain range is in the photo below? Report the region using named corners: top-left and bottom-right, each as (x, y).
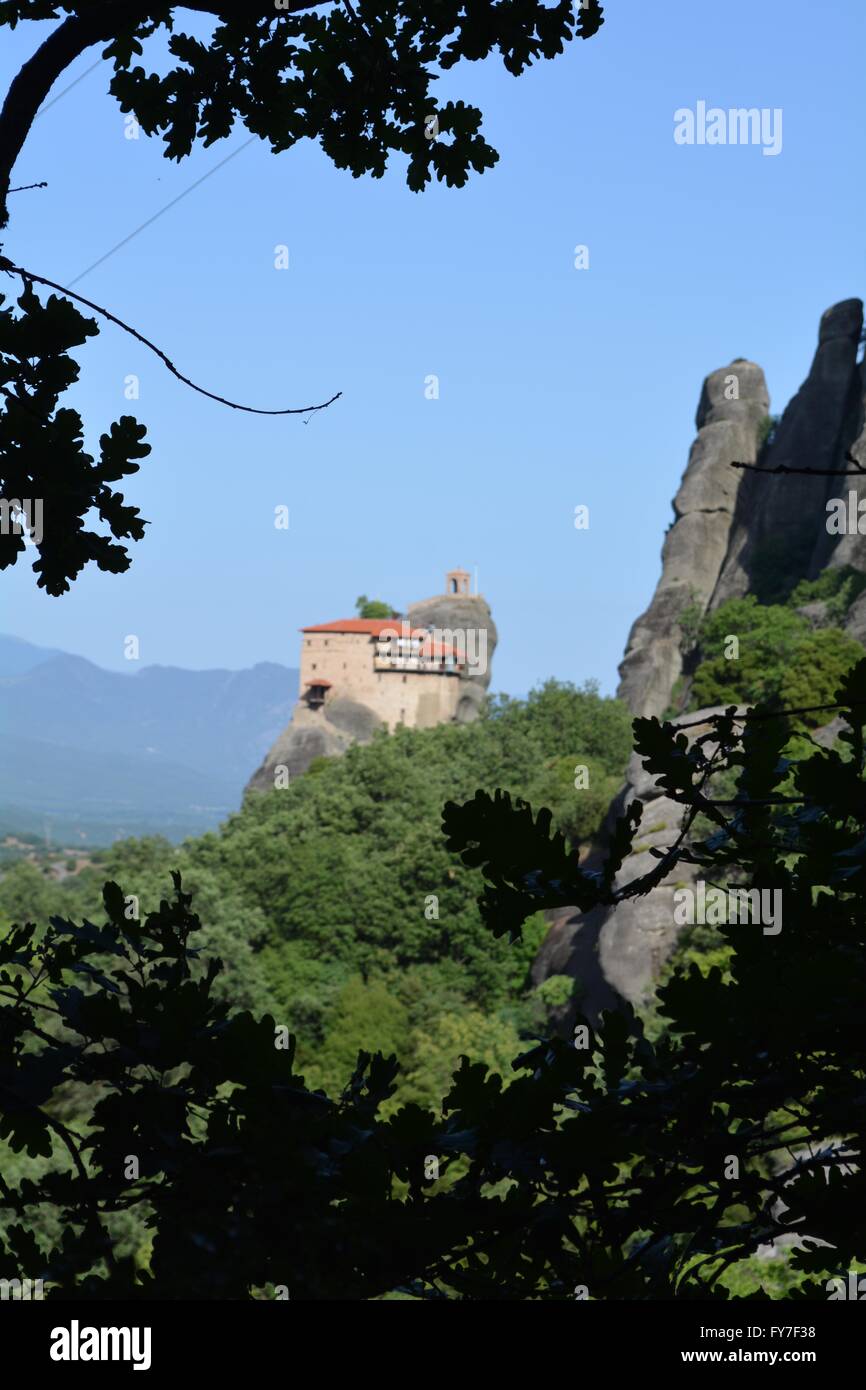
top-left (0, 635), bottom-right (299, 845)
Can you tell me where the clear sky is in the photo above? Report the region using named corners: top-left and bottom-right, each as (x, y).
top-left (2, 0), bottom-right (864, 697)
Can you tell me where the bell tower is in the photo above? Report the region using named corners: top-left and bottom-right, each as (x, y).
top-left (446, 567), bottom-right (471, 596)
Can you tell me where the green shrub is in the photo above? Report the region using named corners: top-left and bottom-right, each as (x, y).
top-left (534, 973), bottom-right (577, 1011)
top-left (355, 595), bottom-right (396, 618)
top-left (689, 596), bottom-right (807, 708)
top-left (686, 593), bottom-right (864, 722)
top-left (789, 565), bottom-right (866, 624)
top-left (778, 627), bottom-right (866, 723)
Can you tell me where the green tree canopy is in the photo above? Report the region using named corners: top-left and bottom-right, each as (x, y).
top-left (684, 593), bottom-right (864, 724)
top-left (355, 595), bottom-right (396, 619)
top-left (5, 661), bottom-right (866, 1297)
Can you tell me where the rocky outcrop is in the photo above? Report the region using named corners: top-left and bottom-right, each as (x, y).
top-left (539, 298), bottom-right (866, 1018)
top-left (712, 299), bottom-right (864, 608)
top-left (407, 592), bottom-right (497, 722)
top-left (246, 697), bottom-right (383, 791)
top-left (533, 706), bottom-right (736, 1018)
top-left (843, 589), bottom-right (866, 647)
top-left (823, 349), bottom-right (866, 580)
top-left (617, 299), bottom-right (865, 721)
top-left (616, 361), bottom-right (768, 718)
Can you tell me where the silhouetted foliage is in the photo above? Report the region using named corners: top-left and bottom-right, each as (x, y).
top-left (0, 281), bottom-right (149, 593)
top-left (4, 662), bottom-right (866, 1297)
top-left (0, 1), bottom-right (604, 590)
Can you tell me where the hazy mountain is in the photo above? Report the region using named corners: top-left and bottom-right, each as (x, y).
top-left (0, 634), bottom-right (65, 677)
top-left (0, 637), bottom-right (299, 844)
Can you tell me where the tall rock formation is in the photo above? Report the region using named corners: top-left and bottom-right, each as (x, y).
top-left (711, 299), bottom-right (864, 611)
top-left (617, 359), bottom-right (769, 718)
top-left (537, 298), bottom-right (866, 1016)
top-left (618, 299), bottom-right (865, 721)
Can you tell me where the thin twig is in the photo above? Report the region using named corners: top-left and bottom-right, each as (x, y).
top-left (44, 1115), bottom-right (90, 1187)
top-left (673, 699), bottom-right (866, 731)
top-left (0, 256), bottom-right (341, 418)
top-left (731, 448), bottom-right (865, 476)
top-left (8, 180), bottom-right (48, 194)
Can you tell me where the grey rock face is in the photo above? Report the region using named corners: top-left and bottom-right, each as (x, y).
top-left (844, 590), bottom-right (866, 647)
top-left (694, 360), bottom-right (769, 432)
top-left (455, 681), bottom-right (487, 723)
top-left (541, 298), bottom-right (866, 1019)
top-left (596, 724), bottom-right (717, 1008)
top-left (712, 299), bottom-right (863, 608)
top-left (407, 592), bottom-right (498, 714)
top-left (794, 600), bottom-right (831, 629)
top-left (617, 362), bottom-right (768, 718)
top-left (617, 299), bottom-right (865, 723)
top-left (245, 701), bottom-right (383, 790)
top-left (325, 696), bottom-right (384, 741)
top-left (531, 902), bottom-right (622, 1023)
top-left (825, 356), bottom-right (866, 590)
top-left (533, 708), bottom-right (744, 1020)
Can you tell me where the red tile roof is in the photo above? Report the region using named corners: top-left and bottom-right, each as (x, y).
top-left (301, 619), bottom-right (401, 635)
top-left (301, 618), bottom-right (464, 660)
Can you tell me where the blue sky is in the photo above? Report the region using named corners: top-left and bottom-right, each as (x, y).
top-left (2, 0), bottom-right (864, 698)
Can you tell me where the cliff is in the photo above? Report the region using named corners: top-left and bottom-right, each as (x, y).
top-left (618, 299), bottom-right (865, 719)
top-left (536, 297), bottom-right (866, 1014)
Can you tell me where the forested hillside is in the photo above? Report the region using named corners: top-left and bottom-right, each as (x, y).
top-left (5, 659), bottom-right (866, 1302)
top-left (0, 680), bottom-right (631, 1107)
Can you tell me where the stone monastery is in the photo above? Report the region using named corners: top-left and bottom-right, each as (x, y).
top-left (300, 568), bottom-right (481, 731)
top-left (247, 569), bottom-right (497, 788)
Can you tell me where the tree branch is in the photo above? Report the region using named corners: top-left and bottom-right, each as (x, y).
top-left (1, 256), bottom-right (341, 417)
top-left (675, 698), bottom-right (866, 731)
top-left (45, 1115), bottom-right (91, 1188)
top-left (0, 11), bottom-right (121, 229)
top-left (731, 449), bottom-right (865, 476)
top-left (0, 2), bottom-right (326, 231)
